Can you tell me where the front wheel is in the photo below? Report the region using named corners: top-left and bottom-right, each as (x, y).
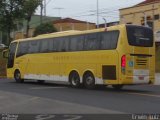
top-left (14, 70), bottom-right (24, 83)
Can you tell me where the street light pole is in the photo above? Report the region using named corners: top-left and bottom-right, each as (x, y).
top-left (103, 18), bottom-right (107, 28)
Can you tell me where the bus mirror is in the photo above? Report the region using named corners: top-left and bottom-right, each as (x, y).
top-left (2, 49), bottom-right (8, 58)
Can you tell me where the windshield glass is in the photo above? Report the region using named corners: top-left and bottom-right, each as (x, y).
top-left (126, 25), bottom-right (153, 47)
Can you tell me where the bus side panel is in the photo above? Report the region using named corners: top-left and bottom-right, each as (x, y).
top-left (95, 50), bottom-right (119, 85)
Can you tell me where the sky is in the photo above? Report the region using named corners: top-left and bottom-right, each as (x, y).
top-left (36, 0), bottom-right (145, 24)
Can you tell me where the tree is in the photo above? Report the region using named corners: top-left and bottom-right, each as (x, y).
top-left (34, 22), bottom-right (57, 36)
top-left (23, 0), bottom-right (41, 38)
top-left (0, 0), bottom-right (24, 45)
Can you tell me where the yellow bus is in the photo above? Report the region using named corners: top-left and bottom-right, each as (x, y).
top-left (4, 24), bottom-right (155, 89)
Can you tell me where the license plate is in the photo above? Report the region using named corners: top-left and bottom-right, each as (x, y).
top-left (139, 76), bottom-right (144, 80)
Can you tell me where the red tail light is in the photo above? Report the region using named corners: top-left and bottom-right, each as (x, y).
top-left (121, 55), bottom-right (126, 68)
top-left (121, 55), bottom-right (126, 74)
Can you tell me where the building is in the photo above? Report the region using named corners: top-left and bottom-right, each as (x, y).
top-left (120, 0), bottom-right (160, 72)
top-left (14, 15), bottom-right (60, 40)
top-left (53, 18), bottom-right (96, 31)
top-left (15, 17), bottom-right (96, 40)
top-left (120, 0), bottom-right (160, 42)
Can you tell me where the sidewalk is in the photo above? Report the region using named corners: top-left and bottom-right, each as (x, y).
top-left (155, 73), bottom-right (160, 85)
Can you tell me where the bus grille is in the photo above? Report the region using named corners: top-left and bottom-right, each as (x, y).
top-left (136, 59), bottom-right (147, 66)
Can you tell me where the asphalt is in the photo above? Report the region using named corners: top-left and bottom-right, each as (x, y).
top-left (0, 78), bottom-right (160, 114)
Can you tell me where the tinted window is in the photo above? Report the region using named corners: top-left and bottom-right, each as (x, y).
top-left (100, 31), bottom-right (119, 50)
top-left (7, 42), bottom-right (17, 68)
top-left (84, 33), bottom-right (99, 50)
top-left (70, 35), bottom-right (84, 51)
top-left (40, 39), bottom-right (49, 53)
top-left (53, 38), bottom-right (59, 52)
top-left (48, 39), bottom-right (54, 52)
top-left (126, 25), bottom-right (153, 47)
top-left (16, 41), bottom-right (29, 57)
top-left (57, 37), bottom-right (69, 52)
top-left (28, 40), bottom-right (40, 53)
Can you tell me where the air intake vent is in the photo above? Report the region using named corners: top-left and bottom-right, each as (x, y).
top-left (136, 59), bottom-right (147, 66)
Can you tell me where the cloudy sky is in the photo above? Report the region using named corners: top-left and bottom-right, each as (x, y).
top-left (37, 0), bottom-right (145, 24)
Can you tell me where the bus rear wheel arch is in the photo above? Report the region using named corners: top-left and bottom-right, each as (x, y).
top-left (69, 71), bottom-right (81, 88)
top-left (83, 71), bottom-right (95, 89)
top-left (14, 70), bottom-right (24, 83)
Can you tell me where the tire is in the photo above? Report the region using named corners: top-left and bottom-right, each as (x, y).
top-left (69, 72), bottom-right (81, 88)
top-left (83, 72), bottom-right (95, 89)
top-left (14, 70), bottom-right (24, 83)
top-left (112, 85), bottom-right (123, 90)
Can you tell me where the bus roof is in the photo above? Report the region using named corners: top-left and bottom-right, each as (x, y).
top-left (12, 24), bottom-right (126, 43)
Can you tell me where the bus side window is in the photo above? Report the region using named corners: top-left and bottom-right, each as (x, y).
top-left (100, 32), bottom-right (111, 50)
top-left (110, 31), bottom-right (119, 49)
top-left (52, 38), bottom-right (59, 52)
top-left (48, 39), bottom-right (54, 52)
top-left (40, 39), bottom-right (49, 53)
top-left (16, 42), bottom-right (29, 57)
top-left (28, 40), bottom-right (40, 54)
top-left (76, 35), bottom-right (84, 51)
top-left (100, 31), bottom-right (119, 50)
top-left (58, 37), bottom-right (69, 52)
top-left (84, 33), bottom-right (99, 50)
top-left (70, 36), bottom-right (78, 51)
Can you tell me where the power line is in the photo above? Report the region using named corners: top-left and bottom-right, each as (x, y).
top-left (68, 0), bottom-right (143, 18)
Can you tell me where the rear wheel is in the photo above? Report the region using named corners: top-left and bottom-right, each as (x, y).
top-left (112, 85), bottom-right (123, 90)
top-left (14, 70), bottom-right (24, 83)
top-left (83, 72), bottom-right (95, 89)
top-left (69, 72), bottom-right (81, 88)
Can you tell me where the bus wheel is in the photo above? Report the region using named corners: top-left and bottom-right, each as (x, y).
top-left (14, 70), bottom-right (24, 83)
top-left (69, 72), bottom-right (81, 88)
top-left (83, 72), bottom-right (95, 89)
top-left (112, 85), bottom-right (123, 90)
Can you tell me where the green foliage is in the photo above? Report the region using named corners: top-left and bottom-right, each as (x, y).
top-left (23, 0), bottom-right (41, 37)
top-left (34, 22), bottom-right (57, 36)
top-left (0, 0), bottom-right (41, 43)
top-left (0, 0), bottom-right (24, 44)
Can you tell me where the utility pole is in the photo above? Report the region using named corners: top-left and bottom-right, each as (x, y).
top-left (44, 0), bottom-right (46, 16)
top-left (40, 0), bottom-right (43, 24)
top-left (97, 0), bottom-right (99, 28)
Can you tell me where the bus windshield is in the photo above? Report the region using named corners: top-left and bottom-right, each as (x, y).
top-left (126, 25), bottom-right (153, 47)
